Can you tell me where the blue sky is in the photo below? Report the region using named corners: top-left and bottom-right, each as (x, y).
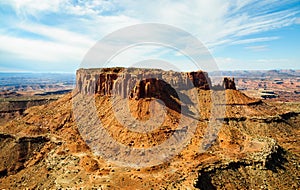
top-left (0, 0), bottom-right (299, 72)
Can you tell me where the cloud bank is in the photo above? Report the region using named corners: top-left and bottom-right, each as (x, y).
top-left (0, 0), bottom-right (299, 71)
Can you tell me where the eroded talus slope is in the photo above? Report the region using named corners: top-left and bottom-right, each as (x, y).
top-left (0, 89), bottom-right (299, 189)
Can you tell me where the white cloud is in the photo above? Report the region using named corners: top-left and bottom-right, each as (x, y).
top-left (8, 0), bottom-right (62, 18)
top-left (0, 0), bottom-right (299, 71)
top-left (214, 57), bottom-right (296, 70)
top-left (0, 35), bottom-right (86, 63)
top-left (232, 37), bottom-right (280, 45)
top-left (295, 17), bottom-right (300, 24)
top-left (17, 23), bottom-right (95, 48)
top-left (245, 45), bottom-right (269, 52)
top-left (256, 58), bottom-right (289, 63)
top-left (6, 0), bottom-right (120, 18)
top-left (215, 57), bottom-right (236, 65)
top-left (112, 0), bottom-right (297, 48)
top-left (4, 1), bottom-right (298, 47)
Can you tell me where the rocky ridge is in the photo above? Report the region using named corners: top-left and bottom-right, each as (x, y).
top-left (0, 97), bottom-right (60, 126)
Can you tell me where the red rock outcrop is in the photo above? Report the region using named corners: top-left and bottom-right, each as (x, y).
top-left (187, 71), bottom-right (211, 89)
top-left (223, 77), bottom-right (236, 90)
top-left (76, 68), bottom-right (212, 98)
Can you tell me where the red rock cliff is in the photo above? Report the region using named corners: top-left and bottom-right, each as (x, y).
top-left (76, 68), bottom-right (212, 98)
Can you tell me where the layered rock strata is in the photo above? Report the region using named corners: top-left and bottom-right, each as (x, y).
top-left (76, 68), bottom-right (214, 98)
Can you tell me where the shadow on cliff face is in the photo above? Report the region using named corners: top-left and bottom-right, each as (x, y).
top-left (195, 171), bottom-right (216, 190)
top-left (129, 78), bottom-right (199, 119)
top-left (265, 146), bottom-right (287, 172)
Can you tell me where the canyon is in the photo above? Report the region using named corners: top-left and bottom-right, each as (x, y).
top-left (0, 68), bottom-right (299, 189)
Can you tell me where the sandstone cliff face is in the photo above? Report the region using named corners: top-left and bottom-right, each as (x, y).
top-left (76, 68), bottom-right (212, 98)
